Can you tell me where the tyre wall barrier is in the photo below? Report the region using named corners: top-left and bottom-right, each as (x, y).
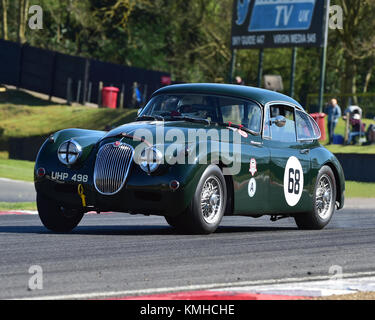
top-left (334, 153), bottom-right (375, 183)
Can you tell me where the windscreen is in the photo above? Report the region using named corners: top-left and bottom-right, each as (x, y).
top-left (140, 94), bottom-right (263, 133)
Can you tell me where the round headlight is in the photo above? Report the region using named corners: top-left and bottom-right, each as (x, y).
top-left (139, 147), bottom-right (163, 174)
top-left (57, 140), bottom-right (82, 165)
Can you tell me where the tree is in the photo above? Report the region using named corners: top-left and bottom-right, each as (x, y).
top-left (335, 0), bottom-right (375, 97)
top-left (1, 0), bottom-right (8, 40)
top-left (17, 0), bottom-right (29, 43)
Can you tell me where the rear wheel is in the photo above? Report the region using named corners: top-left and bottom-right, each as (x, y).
top-left (294, 166), bottom-right (337, 230)
top-left (37, 193), bottom-right (84, 233)
top-left (165, 165), bottom-right (226, 234)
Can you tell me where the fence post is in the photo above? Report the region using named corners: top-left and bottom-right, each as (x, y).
top-left (49, 52), bottom-right (57, 102)
top-left (142, 84), bottom-right (148, 106)
top-left (76, 80), bottom-right (82, 104)
top-left (257, 48), bottom-right (264, 88)
top-left (17, 43), bottom-right (24, 90)
top-left (66, 78), bottom-right (72, 106)
top-left (82, 59), bottom-right (90, 105)
top-left (87, 82), bottom-right (92, 104)
top-left (344, 112), bottom-right (350, 144)
top-left (119, 83), bottom-right (125, 109)
top-left (98, 81), bottom-right (103, 108)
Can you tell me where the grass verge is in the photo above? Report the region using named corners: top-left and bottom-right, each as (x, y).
top-left (0, 158), bottom-right (35, 182)
top-left (323, 117), bottom-right (375, 154)
top-left (0, 202), bottom-right (37, 211)
top-left (0, 89), bottom-right (138, 151)
top-left (345, 182), bottom-right (375, 198)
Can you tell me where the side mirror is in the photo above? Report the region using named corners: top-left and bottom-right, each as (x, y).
top-left (272, 116), bottom-right (287, 128)
top-left (137, 108), bottom-right (143, 116)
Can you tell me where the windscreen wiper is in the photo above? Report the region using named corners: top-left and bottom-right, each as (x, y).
top-left (166, 116), bottom-right (211, 125)
top-left (136, 115), bottom-right (165, 122)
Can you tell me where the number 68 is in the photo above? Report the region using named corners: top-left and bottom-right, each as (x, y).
top-left (288, 168), bottom-right (301, 195)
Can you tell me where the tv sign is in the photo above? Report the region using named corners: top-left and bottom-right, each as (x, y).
top-left (232, 0), bottom-right (328, 48)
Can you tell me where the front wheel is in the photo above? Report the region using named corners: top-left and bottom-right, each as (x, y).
top-left (294, 166), bottom-right (337, 230)
top-left (37, 193), bottom-right (84, 233)
top-left (165, 165), bottom-right (227, 234)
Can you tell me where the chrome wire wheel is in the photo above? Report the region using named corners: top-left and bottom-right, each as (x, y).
top-left (200, 176), bottom-right (223, 224)
top-left (315, 174), bottom-right (334, 220)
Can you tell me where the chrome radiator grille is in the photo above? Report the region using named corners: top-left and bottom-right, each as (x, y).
top-left (94, 142), bottom-right (134, 195)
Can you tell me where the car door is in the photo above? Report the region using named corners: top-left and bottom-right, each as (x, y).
top-left (263, 102), bottom-right (313, 214)
top-left (223, 101), bottom-right (271, 216)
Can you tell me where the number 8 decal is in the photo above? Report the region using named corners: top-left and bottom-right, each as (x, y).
top-left (294, 169), bottom-right (300, 194)
top-left (288, 168), bottom-right (301, 195)
top-left (284, 157), bottom-right (304, 207)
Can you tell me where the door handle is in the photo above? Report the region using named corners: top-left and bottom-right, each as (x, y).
top-left (300, 149), bottom-right (310, 155)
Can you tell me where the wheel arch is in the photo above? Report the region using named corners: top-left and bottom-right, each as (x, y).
top-left (324, 161), bottom-right (344, 210)
top-left (217, 161), bottom-right (235, 216)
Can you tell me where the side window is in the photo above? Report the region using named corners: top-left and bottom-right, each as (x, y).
top-left (220, 99), bottom-right (262, 134)
top-left (270, 105), bottom-right (297, 142)
top-left (263, 105), bottom-right (271, 139)
top-left (296, 110), bottom-right (321, 140)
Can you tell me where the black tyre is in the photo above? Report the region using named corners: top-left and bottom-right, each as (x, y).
top-left (37, 193), bottom-right (84, 233)
top-left (164, 215), bottom-right (184, 229)
top-left (165, 165), bottom-right (227, 234)
top-left (294, 166), bottom-right (337, 230)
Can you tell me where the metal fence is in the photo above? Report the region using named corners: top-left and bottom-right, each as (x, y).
top-left (0, 39), bottom-right (170, 108)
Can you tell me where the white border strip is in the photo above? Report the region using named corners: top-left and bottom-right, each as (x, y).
top-left (0, 211), bottom-right (38, 215)
top-left (15, 271), bottom-right (375, 300)
top-left (0, 177), bottom-right (34, 185)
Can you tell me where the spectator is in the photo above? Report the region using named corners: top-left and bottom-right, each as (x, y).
top-left (343, 105), bottom-right (362, 120)
top-left (235, 76), bottom-right (245, 86)
top-left (347, 113), bottom-right (366, 145)
top-left (325, 98), bottom-right (342, 144)
top-left (367, 124), bottom-right (375, 145)
top-left (132, 82), bottom-right (142, 107)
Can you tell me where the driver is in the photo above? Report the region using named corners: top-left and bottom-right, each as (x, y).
top-left (177, 96), bottom-right (204, 117)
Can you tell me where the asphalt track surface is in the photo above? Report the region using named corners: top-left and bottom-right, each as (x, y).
top-left (0, 178), bottom-right (36, 202)
top-left (0, 199), bottom-right (374, 299)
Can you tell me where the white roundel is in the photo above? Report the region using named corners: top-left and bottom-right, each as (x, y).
top-left (283, 157), bottom-right (304, 207)
top-left (248, 178), bottom-right (257, 198)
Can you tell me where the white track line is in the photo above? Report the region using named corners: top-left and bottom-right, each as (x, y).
top-left (0, 178), bottom-right (33, 185)
top-left (15, 271), bottom-right (375, 300)
top-left (0, 211), bottom-right (111, 216)
top-left (0, 211), bottom-right (38, 215)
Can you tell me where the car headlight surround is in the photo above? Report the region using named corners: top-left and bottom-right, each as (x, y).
top-left (139, 146), bottom-right (163, 174)
top-left (57, 139), bottom-right (82, 166)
